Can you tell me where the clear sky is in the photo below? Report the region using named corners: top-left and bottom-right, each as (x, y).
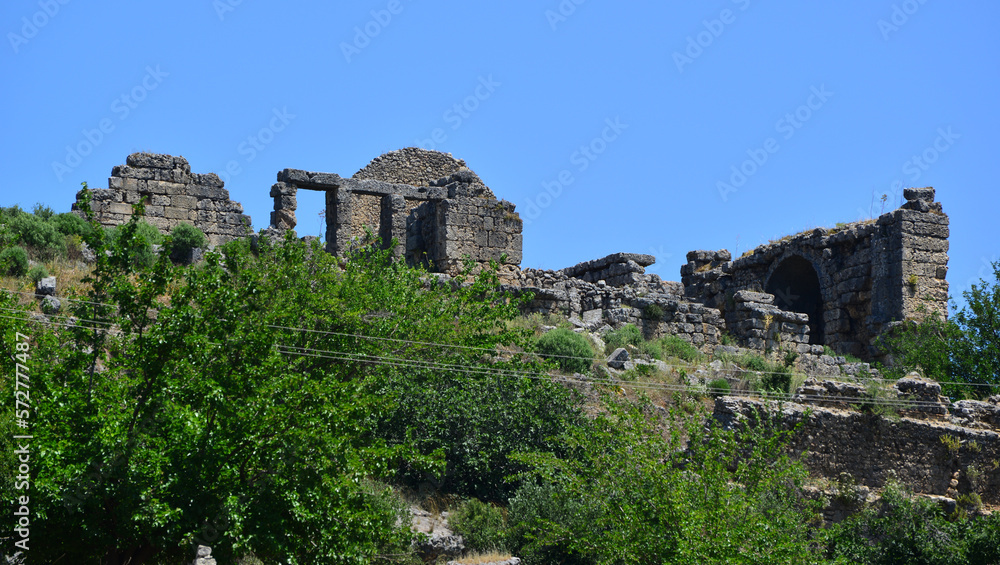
top-left (2, 1), bottom-right (996, 307)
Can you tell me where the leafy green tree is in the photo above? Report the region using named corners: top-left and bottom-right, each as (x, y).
top-left (827, 481), bottom-right (966, 565)
top-left (511, 396), bottom-right (824, 564)
top-left (879, 261), bottom-right (1000, 397)
top-left (2, 189), bottom-right (583, 563)
top-left (951, 261), bottom-right (1000, 393)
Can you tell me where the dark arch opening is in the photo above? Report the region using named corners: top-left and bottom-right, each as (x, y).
top-left (766, 255), bottom-right (824, 345)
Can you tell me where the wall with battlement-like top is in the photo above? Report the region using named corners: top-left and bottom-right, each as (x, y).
top-left (71, 153), bottom-right (252, 247)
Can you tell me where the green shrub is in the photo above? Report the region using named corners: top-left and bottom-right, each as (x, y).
top-left (659, 335), bottom-right (703, 362)
top-left (642, 303), bottom-right (664, 320)
top-left (708, 378), bottom-right (731, 397)
top-left (761, 365), bottom-right (792, 394)
top-left (108, 220), bottom-right (164, 268)
top-left (507, 481), bottom-right (597, 565)
top-left (827, 481), bottom-right (968, 565)
top-left (28, 264), bottom-right (48, 284)
top-left (449, 498), bottom-right (508, 552)
top-left (783, 350), bottom-right (799, 367)
top-left (604, 323), bottom-right (643, 354)
top-left (0, 246), bottom-right (29, 276)
top-left (7, 213), bottom-right (66, 259)
top-left (536, 327), bottom-right (593, 373)
top-left (31, 203), bottom-right (55, 220)
top-left (741, 353), bottom-right (769, 372)
top-left (169, 222), bottom-right (206, 256)
top-left (52, 212), bottom-right (93, 238)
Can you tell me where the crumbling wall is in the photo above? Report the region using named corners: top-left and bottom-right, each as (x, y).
top-left (682, 188), bottom-right (949, 359)
top-left (715, 378), bottom-right (1000, 504)
top-left (72, 153), bottom-right (251, 247)
top-left (267, 149), bottom-right (522, 280)
top-left (517, 253), bottom-right (723, 348)
top-left (726, 290), bottom-right (811, 352)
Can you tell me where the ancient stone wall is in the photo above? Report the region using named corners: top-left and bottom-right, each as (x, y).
top-left (267, 149), bottom-right (523, 280)
top-left (516, 253), bottom-right (723, 349)
top-left (682, 188), bottom-right (949, 360)
top-left (72, 153), bottom-right (252, 247)
top-left (715, 379), bottom-right (1000, 504)
top-left (726, 290), bottom-right (811, 352)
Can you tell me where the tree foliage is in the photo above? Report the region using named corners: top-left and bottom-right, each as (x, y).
top-left (879, 261), bottom-right (1000, 397)
top-left (1, 190), bottom-right (579, 563)
top-left (510, 396), bottom-right (824, 564)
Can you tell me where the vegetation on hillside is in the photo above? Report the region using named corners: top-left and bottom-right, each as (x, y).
top-left (1, 193), bottom-right (998, 563)
top-left (878, 261), bottom-right (1000, 398)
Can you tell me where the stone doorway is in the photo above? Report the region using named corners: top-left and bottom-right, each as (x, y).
top-left (766, 255), bottom-right (825, 345)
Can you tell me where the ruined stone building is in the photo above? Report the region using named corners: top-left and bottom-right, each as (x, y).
top-left (73, 150), bottom-right (948, 361)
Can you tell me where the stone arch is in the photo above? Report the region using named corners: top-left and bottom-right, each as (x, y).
top-left (766, 255), bottom-right (825, 345)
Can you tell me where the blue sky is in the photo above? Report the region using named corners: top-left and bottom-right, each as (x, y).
top-left (2, 0), bottom-right (996, 306)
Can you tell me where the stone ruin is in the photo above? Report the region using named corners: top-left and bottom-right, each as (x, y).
top-left (681, 187), bottom-right (949, 359)
top-left (267, 147), bottom-right (522, 281)
top-left (72, 150), bottom-right (949, 361)
top-left (72, 153), bottom-right (251, 247)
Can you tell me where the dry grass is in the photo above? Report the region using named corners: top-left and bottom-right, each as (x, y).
top-left (450, 551), bottom-right (515, 564)
top-left (1, 256), bottom-right (95, 313)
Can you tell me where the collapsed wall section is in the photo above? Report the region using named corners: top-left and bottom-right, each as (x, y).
top-left (517, 253), bottom-right (723, 349)
top-left (72, 153), bottom-right (251, 247)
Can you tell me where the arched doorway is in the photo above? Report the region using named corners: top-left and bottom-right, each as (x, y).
top-left (766, 256), bottom-right (824, 345)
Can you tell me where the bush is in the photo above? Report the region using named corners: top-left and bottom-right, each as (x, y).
top-left (708, 378), bottom-right (731, 397)
top-left (108, 220), bottom-right (164, 268)
top-left (32, 203), bottom-right (55, 220)
top-left (28, 263), bottom-right (48, 284)
top-left (827, 481), bottom-right (967, 564)
top-left (643, 303), bottom-right (664, 320)
top-left (169, 222), bottom-right (206, 258)
top-left (0, 246), bottom-right (29, 276)
top-left (52, 212), bottom-right (93, 238)
top-left (761, 365), bottom-right (792, 394)
top-left (7, 212), bottom-right (65, 259)
top-left (449, 498), bottom-right (508, 552)
top-left (604, 323), bottom-right (643, 354)
top-left (659, 335), bottom-right (703, 362)
top-left (536, 327), bottom-right (593, 374)
top-left (507, 481), bottom-right (596, 565)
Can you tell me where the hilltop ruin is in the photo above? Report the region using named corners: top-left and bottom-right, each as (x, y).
top-left (74, 149), bottom-right (948, 361)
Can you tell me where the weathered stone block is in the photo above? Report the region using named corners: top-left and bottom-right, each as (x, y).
top-left (164, 207), bottom-right (189, 220)
top-left (172, 195), bottom-right (197, 209)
